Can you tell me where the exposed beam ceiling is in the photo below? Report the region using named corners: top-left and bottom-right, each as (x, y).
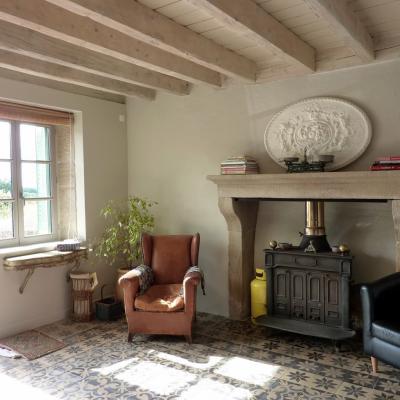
top-left (0, 21), bottom-right (190, 96)
top-left (46, 0), bottom-right (257, 82)
top-left (303, 0), bottom-right (374, 62)
top-left (0, 67), bottom-right (125, 103)
top-left (0, 49), bottom-right (156, 100)
top-left (0, 0), bottom-right (223, 87)
top-left (0, 0), bottom-right (396, 101)
top-left (185, 0), bottom-right (315, 73)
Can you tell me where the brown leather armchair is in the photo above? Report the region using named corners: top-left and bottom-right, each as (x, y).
top-left (119, 233), bottom-right (201, 343)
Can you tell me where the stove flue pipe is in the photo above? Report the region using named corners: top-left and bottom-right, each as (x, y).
top-left (299, 200), bottom-right (331, 252)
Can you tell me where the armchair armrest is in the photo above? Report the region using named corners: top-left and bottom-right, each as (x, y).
top-left (118, 270), bottom-right (141, 312)
top-left (360, 284), bottom-right (374, 332)
top-left (183, 271), bottom-right (201, 314)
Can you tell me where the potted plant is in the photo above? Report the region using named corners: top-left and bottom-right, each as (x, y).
top-left (96, 196), bottom-right (156, 302)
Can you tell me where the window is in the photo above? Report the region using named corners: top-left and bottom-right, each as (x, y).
top-left (0, 120), bottom-right (57, 246)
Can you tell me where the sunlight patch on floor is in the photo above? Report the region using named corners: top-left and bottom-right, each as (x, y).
top-left (178, 378), bottom-right (253, 400)
top-left (154, 350), bottom-right (223, 370)
top-left (115, 361), bottom-right (196, 395)
top-left (215, 356), bottom-right (280, 385)
top-left (0, 373), bottom-right (56, 400)
top-left (92, 357), bottom-right (139, 375)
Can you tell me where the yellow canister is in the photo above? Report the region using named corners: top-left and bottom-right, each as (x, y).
top-left (251, 268), bottom-right (267, 323)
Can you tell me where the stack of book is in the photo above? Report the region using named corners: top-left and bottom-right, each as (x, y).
top-left (370, 156), bottom-right (400, 171)
top-left (220, 156), bottom-right (259, 175)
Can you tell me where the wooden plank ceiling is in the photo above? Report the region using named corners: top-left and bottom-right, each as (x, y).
top-left (0, 0), bottom-right (398, 102)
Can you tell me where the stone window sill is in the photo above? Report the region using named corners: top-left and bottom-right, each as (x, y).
top-left (2, 244), bottom-right (88, 294)
top-left (0, 241), bottom-right (61, 259)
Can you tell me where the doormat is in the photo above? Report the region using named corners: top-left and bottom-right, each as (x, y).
top-left (36, 318), bottom-right (98, 341)
top-left (0, 330), bottom-right (66, 360)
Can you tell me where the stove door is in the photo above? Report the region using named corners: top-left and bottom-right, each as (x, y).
top-left (324, 273), bottom-right (341, 327)
top-left (273, 267), bottom-right (290, 316)
top-left (307, 272), bottom-right (325, 323)
top-left (290, 270), bottom-right (307, 320)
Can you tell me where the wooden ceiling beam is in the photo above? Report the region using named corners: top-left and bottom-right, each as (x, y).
top-left (45, 0), bottom-right (257, 82)
top-left (185, 0), bottom-right (315, 72)
top-left (0, 0), bottom-right (222, 87)
top-left (0, 21), bottom-right (190, 96)
top-left (303, 0), bottom-right (375, 61)
top-left (257, 45), bottom-right (399, 83)
top-left (0, 49), bottom-right (156, 100)
top-left (0, 67), bottom-right (125, 103)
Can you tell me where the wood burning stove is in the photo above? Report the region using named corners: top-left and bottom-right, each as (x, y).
top-left (256, 200), bottom-right (355, 341)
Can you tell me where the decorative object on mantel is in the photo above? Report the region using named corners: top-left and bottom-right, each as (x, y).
top-left (3, 247), bottom-right (88, 294)
top-left (264, 97), bottom-right (371, 171)
top-left (370, 155), bottom-right (400, 171)
top-left (277, 242), bottom-right (292, 250)
top-left (220, 155), bottom-right (259, 175)
top-left (283, 149), bottom-right (334, 173)
top-left (70, 272), bottom-right (98, 322)
top-left (269, 240), bottom-right (277, 250)
top-left (339, 244), bottom-right (350, 254)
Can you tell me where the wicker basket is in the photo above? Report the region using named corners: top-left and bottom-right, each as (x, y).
top-left (70, 272), bottom-right (98, 322)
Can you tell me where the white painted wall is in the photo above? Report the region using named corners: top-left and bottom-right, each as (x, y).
top-left (127, 60), bottom-right (400, 317)
top-left (1, 59), bottom-right (398, 334)
top-left (0, 77), bottom-right (127, 337)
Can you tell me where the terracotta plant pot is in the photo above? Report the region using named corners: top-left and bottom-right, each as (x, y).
top-left (116, 267), bottom-right (131, 303)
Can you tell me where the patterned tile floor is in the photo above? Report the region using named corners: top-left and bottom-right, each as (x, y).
top-left (0, 313), bottom-right (399, 399)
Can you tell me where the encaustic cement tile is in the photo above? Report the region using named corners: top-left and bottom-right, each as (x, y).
top-left (1, 314), bottom-right (399, 400)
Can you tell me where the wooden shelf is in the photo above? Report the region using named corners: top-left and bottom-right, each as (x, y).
top-left (3, 247), bottom-right (88, 294)
top-left (207, 171), bottom-right (400, 200)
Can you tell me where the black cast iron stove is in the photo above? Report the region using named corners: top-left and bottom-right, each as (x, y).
top-left (256, 200), bottom-right (355, 342)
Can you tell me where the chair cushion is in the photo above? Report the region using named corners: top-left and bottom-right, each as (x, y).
top-left (134, 284), bottom-right (184, 312)
top-left (372, 320), bottom-right (400, 347)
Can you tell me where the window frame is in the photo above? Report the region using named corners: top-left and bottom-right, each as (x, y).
top-left (0, 119), bottom-right (57, 247)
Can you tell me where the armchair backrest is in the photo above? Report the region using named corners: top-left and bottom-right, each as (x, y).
top-left (142, 233), bottom-right (200, 284)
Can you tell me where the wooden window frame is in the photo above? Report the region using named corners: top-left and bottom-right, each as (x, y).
top-left (0, 119), bottom-right (58, 247)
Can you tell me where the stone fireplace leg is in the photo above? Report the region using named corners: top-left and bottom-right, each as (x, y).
top-left (392, 200), bottom-right (400, 272)
top-left (218, 197), bottom-right (259, 320)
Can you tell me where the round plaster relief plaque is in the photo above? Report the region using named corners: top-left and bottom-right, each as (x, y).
top-left (264, 97), bottom-right (372, 171)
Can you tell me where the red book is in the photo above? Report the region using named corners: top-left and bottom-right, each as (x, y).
top-left (375, 156), bottom-right (400, 161)
top-left (370, 165), bottom-right (400, 171)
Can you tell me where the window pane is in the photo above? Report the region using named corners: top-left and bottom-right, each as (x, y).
top-left (24, 200), bottom-right (52, 236)
top-left (0, 121), bottom-right (11, 159)
top-left (0, 202), bottom-right (14, 240)
top-left (22, 162), bottom-right (51, 198)
top-left (20, 124), bottom-right (50, 161)
top-left (0, 161), bottom-right (12, 199)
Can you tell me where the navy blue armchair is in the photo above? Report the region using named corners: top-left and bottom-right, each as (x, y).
top-left (360, 272), bottom-right (400, 373)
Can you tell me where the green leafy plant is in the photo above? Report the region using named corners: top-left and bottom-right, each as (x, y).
top-left (96, 196), bottom-right (156, 267)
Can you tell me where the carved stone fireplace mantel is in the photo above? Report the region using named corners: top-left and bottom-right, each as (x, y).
top-left (208, 171), bottom-right (400, 320)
